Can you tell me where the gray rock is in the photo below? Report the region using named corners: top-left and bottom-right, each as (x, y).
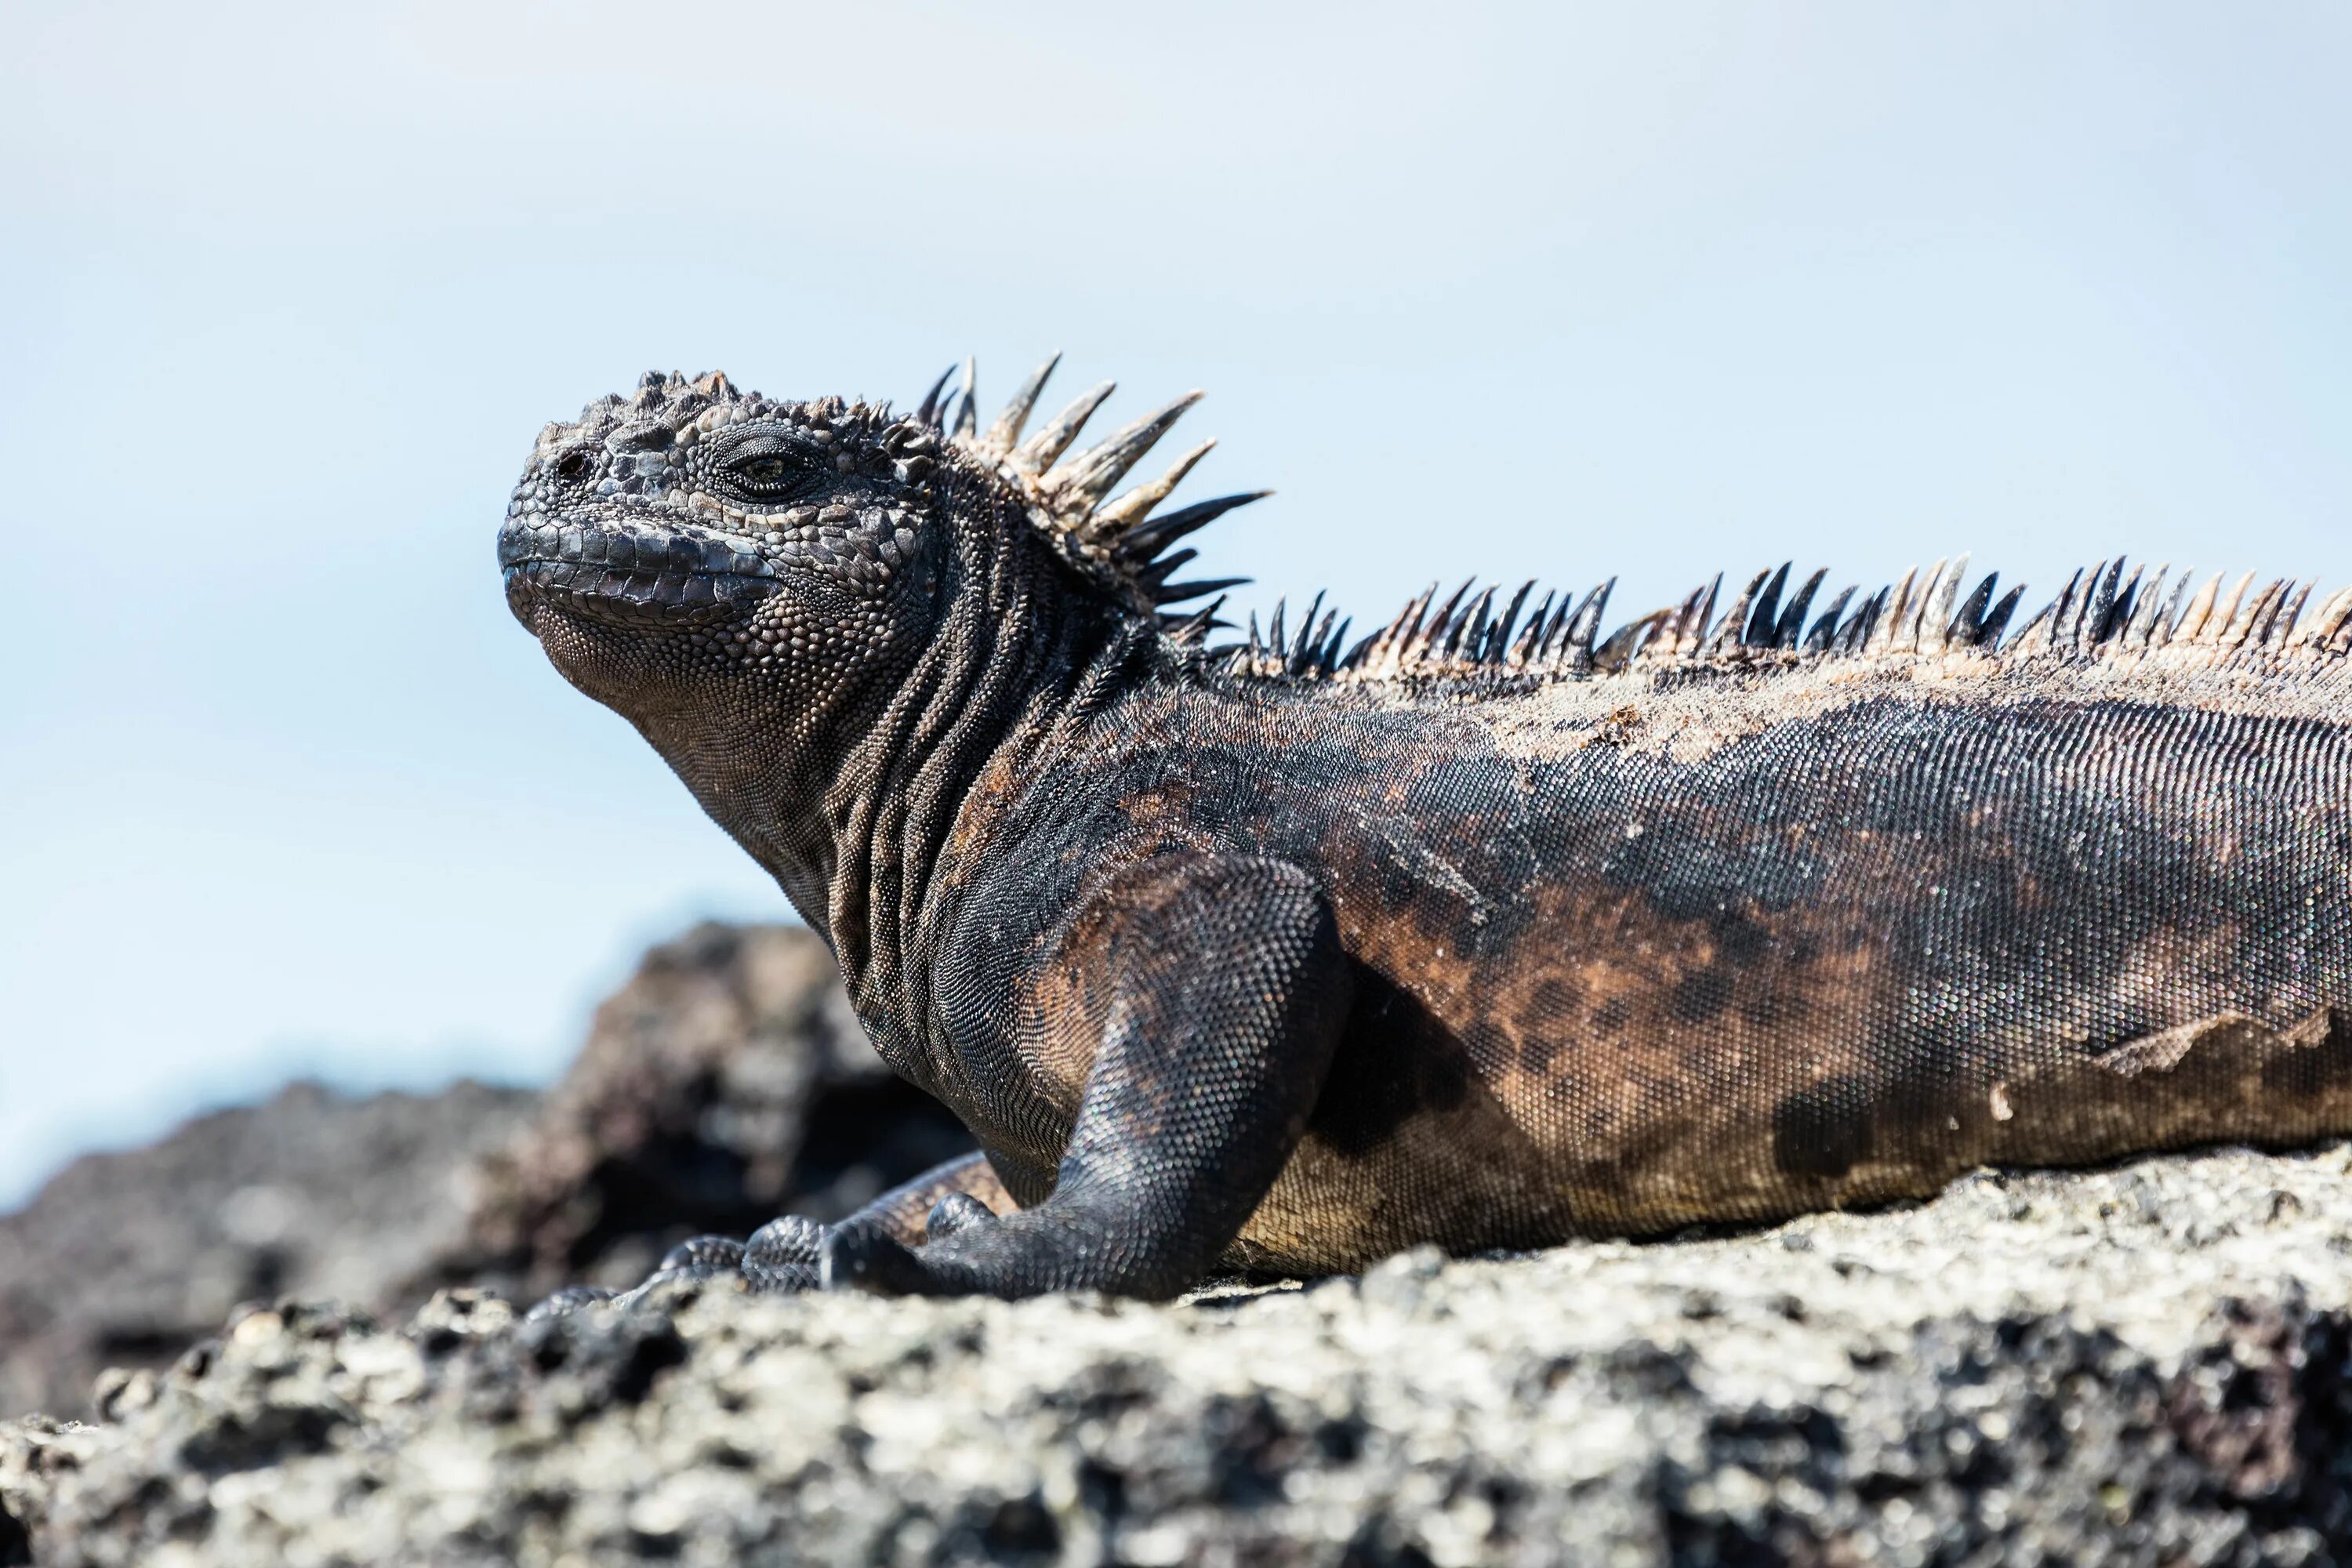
top-left (0, 1080), bottom-right (536, 1423)
top-left (0, 921), bottom-right (969, 1424)
top-left (456, 920), bottom-right (973, 1300)
top-left (9, 1143), bottom-right (2352, 1566)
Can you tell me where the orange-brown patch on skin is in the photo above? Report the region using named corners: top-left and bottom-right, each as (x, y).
top-left (998, 808), bottom-right (1230, 1142)
top-left (1007, 889), bottom-right (1116, 1123)
top-left (1279, 893), bottom-right (2346, 1272)
top-left (1481, 878), bottom-right (1916, 1233)
top-left (1112, 775), bottom-right (1200, 837)
top-left (1234, 774), bottom-right (2350, 1272)
top-left (1494, 878), bottom-right (1893, 1220)
top-left (938, 744), bottom-right (1033, 895)
top-left (1228, 801), bottom-right (1923, 1265)
top-left (1234, 899), bottom-right (2352, 1272)
top-left (1980, 1008), bottom-right (2352, 1164)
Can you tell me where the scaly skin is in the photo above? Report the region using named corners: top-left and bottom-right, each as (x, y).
top-left (501, 362), bottom-right (2352, 1302)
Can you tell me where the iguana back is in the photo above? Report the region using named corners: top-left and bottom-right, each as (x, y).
top-left (973, 662), bottom-right (2351, 1271)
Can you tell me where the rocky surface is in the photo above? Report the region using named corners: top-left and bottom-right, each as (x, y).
top-left (0, 1080), bottom-right (537, 1424)
top-left (0, 922), bottom-right (967, 1422)
top-left (10, 1143), bottom-right (2352, 1566)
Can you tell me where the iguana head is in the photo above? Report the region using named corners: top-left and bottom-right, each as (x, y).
top-left (500, 361), bottom-right (1257, 731)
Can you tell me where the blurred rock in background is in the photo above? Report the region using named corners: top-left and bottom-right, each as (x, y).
top-left (0, 1081), bottom-right (533, 1424)
top-left (0, 921), bottom-right (970, 1421)
top-left (457, 920), bottom-right (972, 1303)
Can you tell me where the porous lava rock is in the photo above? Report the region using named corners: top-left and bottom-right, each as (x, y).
top-left (9, 1145), bottom-right (2352, 1566)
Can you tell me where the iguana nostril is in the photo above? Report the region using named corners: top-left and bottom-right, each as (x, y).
top-left (553, 449), bottom-right (593, 482)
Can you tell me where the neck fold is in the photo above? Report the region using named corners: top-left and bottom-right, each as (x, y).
top-left (817, 496), bottom-right (1148, 1087)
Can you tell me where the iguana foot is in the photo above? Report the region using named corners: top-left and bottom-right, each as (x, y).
top-left (521, 1214), bottom-right (832, 1319)
top-left (517, 1151), bottom-right (1029, 1314)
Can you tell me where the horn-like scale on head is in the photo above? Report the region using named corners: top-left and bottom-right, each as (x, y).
top-left (938, 354), bottom-right (1267, 616)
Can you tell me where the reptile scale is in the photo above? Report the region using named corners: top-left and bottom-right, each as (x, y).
top-left (499, 359), bottom-right (2352, 1302)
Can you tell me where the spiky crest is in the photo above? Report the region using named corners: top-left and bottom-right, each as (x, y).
top-left (927, 362), bottom-right (2349, 690)
top-left (1215, 554), bottom-right (2352, 689)
top-left (939, 355), bottom-right (1269, 625)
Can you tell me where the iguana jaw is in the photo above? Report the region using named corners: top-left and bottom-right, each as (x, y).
top-left (498, 510), bottom-right (781, 630)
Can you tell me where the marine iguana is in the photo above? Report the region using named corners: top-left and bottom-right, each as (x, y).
top-left (500, 359), bottom-right (2352, 1302)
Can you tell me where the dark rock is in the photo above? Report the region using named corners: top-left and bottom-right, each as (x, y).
top-left (0, 921), bottom-right (970, 1423)
top-left (0, 1080), bottom-right (534, 1422)
top-left (456, 920), bottom-right (972, 1299)
top-left (0, 1496), bottom-right (27, 1567)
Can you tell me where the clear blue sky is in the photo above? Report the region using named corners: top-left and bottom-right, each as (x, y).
top-left (4, 3), bottom-right (2347, 1207)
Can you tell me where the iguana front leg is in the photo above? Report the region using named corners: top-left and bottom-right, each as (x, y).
top-left (826, 854), bottom-right (1352, 1301)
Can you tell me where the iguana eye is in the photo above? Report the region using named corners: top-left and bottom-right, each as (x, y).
top-left (724, 446), bottom-right (817, 500)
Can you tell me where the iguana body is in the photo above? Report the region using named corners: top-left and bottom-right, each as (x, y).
top-left (501, 361), bottom-right (2352, 1300)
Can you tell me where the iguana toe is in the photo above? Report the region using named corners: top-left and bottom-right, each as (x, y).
top-left (742, 1214), bottom-right (826, 1294)
top-left (654, 1235), bottom-right (748, 1277)
top-left (819, 1222), bottom-right (939, 1296)
top-left (924, 1192), bottom-right (995, 1240)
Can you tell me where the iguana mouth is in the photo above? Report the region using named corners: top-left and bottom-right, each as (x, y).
top-left (499, 515), bottom-right (779, 626)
